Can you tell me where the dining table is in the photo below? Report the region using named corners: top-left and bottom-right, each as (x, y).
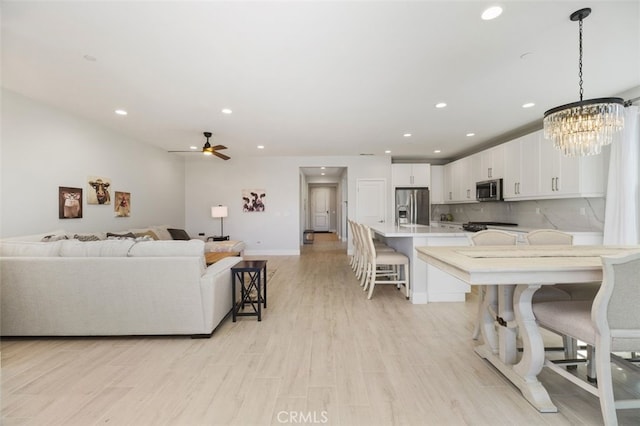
top-left (415, 244), bottom-right (640, 413)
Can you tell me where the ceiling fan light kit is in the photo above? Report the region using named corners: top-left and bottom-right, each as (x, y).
top-left (543, 7), bottom-right (625, 157)
top-left (168, 131), bottom-right (230, 160)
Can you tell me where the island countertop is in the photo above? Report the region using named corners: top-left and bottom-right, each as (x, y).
top-left (369, 223), bottom-right (469, 238)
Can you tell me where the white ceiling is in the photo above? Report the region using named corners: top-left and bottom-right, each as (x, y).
top-left (2, 1), bottom-right (639, 161)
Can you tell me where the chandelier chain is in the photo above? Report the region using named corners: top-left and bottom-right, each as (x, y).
top-left (578, 17), bottom-right (584, 102)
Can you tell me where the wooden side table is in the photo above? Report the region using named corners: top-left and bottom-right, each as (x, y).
top-left (231, 260), bottom-right (267, 321)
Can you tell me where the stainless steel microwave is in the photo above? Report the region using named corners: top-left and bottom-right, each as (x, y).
top-left (476, 179), bottom-right (503, 201)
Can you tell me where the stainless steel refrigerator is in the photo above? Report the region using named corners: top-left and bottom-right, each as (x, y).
top-left (395, 187), bottom-right (430, 225)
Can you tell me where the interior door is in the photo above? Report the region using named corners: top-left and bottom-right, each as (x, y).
top-left (311, 187), bottom-right (330, 231)
top-left (356, 179), bottom-right (386, 226)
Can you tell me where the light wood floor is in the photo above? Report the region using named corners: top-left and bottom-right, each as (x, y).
top-left (2, 234), bottom-right (639, 425)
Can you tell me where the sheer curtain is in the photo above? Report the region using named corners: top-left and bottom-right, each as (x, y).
top-left (603, 105), bottom-right (640, 245)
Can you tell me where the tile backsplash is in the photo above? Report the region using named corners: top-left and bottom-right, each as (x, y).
top-left (432, 198), bottom-right (605, 232)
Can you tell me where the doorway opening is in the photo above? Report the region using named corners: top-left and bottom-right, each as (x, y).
top-left (299, 166), bottom-right (348, 253)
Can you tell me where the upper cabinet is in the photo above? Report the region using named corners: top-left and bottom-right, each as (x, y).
top-left (445, 128), bottom-right (606, 203)
top-left (537, 134), bottom-right (605, 198)
top-left (444, 157), bottom-right (477, 203)
top-left (392, 163), bottom-right (431, 187)
top-left (430, 165), bottom-right (445, 204)
top-left (503, 132), bottom-right (540, 199)
top-left (503, 129), bottom-right (605, 201)
top-left (478, 144), bottom-right (505, 180)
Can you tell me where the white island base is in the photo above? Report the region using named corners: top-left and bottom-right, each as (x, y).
top-left (370, 224), bottom-right (471, 303)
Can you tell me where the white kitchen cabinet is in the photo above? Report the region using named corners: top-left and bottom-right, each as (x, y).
top-left (445, 157), bottom-right (477, 203)
top-left (479, 144), bottom-right (505, 180)
top-left (430, 165), bottom-right (445, 204)
top-left (504, 129), bottom-right (605, 201)
top-left (503, 132), bottom-right (540, 200)
top-left (443, 162), bottom-right (454, 203)
top-left (537, 136), bottom-right (605, 198)
top-left (392, 163), bottom-right (430, 187)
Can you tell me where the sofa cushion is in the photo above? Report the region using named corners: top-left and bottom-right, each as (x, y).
top-left (128, 239), bottom-right (205, 257)
top-left (167, 228), bottom-right (191, 240)
top-left (0, 240), bottom-right (63, 257)
top-left (59, 239), bottom-right (135, 257)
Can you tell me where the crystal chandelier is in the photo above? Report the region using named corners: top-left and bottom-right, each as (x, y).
top-left (543, 8), bottom-right (624, 156)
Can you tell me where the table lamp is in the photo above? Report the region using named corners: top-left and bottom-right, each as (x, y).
top-left (211, 205), bottom-right (228, 238)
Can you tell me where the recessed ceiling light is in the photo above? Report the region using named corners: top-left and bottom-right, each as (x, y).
top-left (466, 133), bottom-right (475, 137)
top-left (221, 108), bottom-right (232, 114)
top-left (321, 166), bottom-right (326, 170)
top-left (403, 133), bottom-right (412, 138)
top-left (114, 109), bottom-right (127, 116)
top-left (190, 146), bottom-right (198, 150)
top-left (385, 150), bottom-right (391, 154)
top-left (435, 102), bottom-right (447, 109)
top-left (321, 173), bottom-right (326, 176)
top-left (434, 149), bottom-right (442, 153)
top-left (522, 102), bottom-right (535, 108)
top-left (481, 6), bottom-right (503, 21)
top-left (257, 145), bottom-right (264, 149)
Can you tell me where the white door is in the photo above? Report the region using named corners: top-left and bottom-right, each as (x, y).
top-left (311, 187), bottom-right (330, 231)
top-left (356, 179), bottom-right (386, 226)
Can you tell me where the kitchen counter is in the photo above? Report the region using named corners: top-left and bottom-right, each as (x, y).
top-left (370, 223), bottom-right (468, 237)
top-left (370, 224), bottom-right (472, 304)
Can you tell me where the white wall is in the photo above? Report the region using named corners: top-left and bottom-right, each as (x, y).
top-left (184, 155), bottom-right (391, 255)
top-left (0, 90), bottom-right (186, 238)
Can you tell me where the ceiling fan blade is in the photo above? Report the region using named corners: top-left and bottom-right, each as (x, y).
top-left (211, 145), bottom-right (227, 150)
top-left (214, 151), bottom-right (230, 160)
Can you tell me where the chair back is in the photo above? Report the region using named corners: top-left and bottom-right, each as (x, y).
top-left (594, 251), bottom-right (640, 351)
top-left (470, 229), bottom-right (517, 246)
top-left (359, 223), bottom-right (377, 258)
top-left (526, 229), bottom-right (573, 245)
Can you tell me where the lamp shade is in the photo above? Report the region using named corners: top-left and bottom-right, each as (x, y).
top-left (211, 206), bottom-right (228, 218)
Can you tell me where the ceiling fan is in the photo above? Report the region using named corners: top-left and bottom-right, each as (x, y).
top-left (169, 132), bottom-right (230, 160)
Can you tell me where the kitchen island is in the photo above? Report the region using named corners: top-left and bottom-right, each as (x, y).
top-left (369, 223), bottom-right (472, 303)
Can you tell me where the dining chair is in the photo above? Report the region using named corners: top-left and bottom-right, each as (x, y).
top-left (469, 230), bottom-right (518, 340)
top-left (526, 229), bottom-right (601, 302)
top-left (360, 224), bottom-right (409, 300)
top-left (532, 251), bottom-right (640, 426)
top-left (526, 229), bottom-right (600, 372)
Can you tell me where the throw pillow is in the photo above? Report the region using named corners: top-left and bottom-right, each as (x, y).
top-left (41, 234), bottom-right (69, 242)
top-left (73, 233), bottom-right (102, 242)
top-left (134, 230), bottom-right (159, 240)
top-left (106, 232), bottom-right (137, 240)
top-left (167, 228), bottom-right (190, 240)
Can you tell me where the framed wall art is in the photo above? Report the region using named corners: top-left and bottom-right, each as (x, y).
top-left (114, 191), bottom-right (131, 217)
top-left (87, 176), bottom-right (112, 205)
top-left (242, 189), bottom-right (266, 212)
top-left (58, 186), bottom-right (83, 219)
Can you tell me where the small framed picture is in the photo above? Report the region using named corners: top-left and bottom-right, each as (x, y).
top-left (242, 189), bottom-right (265, 212)
top-left (87, 176), bottom-right (111, 205)
top-left (114, 191), bottom-right (131, 217)
top-left (59, 187), bottom-right (83, 219)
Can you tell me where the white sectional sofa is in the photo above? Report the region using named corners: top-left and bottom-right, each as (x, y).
top-left (0, 229), bottom-right (243, 337)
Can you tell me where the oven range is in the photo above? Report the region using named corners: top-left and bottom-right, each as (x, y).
top-left (462, 221), bottom-right (518, 232)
